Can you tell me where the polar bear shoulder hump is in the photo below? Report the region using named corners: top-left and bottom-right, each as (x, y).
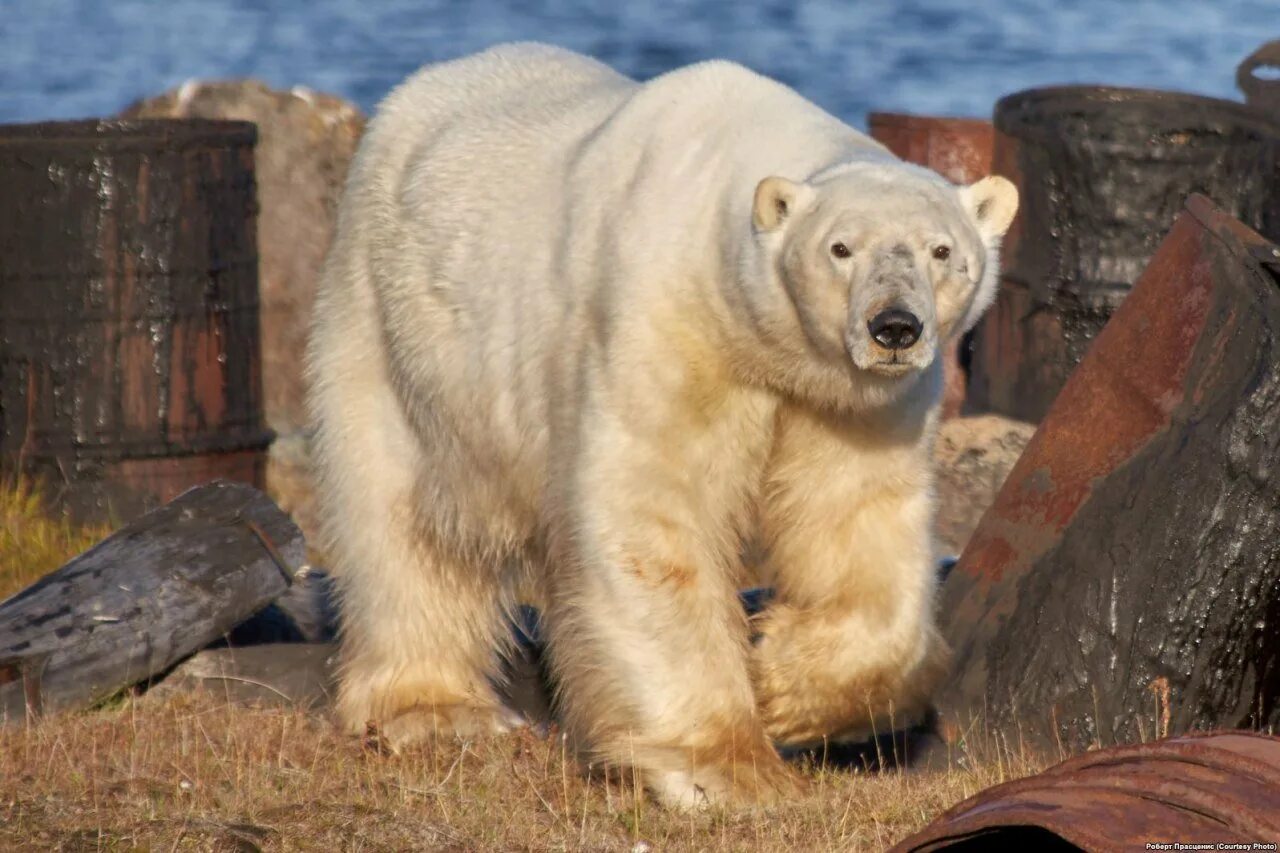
top-left (379, 42), bottom-right (631, 116)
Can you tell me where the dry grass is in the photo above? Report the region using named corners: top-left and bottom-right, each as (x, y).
top-left (0, 695), bottom-right (1045, 852)
top-left (0, 478), bottom-right (1048, 850)
top-left (0, 478), bottom-right (109, 601)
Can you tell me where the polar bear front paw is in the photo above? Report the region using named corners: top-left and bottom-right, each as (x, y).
top-left (364, 704), bottom-right (526, 752)
top-left (648, 746), bottom-right (807, 809)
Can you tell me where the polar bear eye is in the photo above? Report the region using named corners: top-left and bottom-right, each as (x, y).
top-left (932, 245), bottom-right (952, 261)
top-left (830, 242), bottom-right (851, 259)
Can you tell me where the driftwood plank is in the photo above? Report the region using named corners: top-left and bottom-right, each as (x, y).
top-left (0, 480), bottom-right (301, 722)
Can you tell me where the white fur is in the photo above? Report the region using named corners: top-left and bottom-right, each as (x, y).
top-left (307, 43), bottom-right (1016, 807)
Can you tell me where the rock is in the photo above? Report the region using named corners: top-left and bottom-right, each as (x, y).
top-left (265, 430), bottom-right (324, 555)
top-left (148, 643), bottom-right (338, 711)
top-left (932, 415), bottom-right (1034, 555)
top-left (121, 80), bottom-right (366, 440)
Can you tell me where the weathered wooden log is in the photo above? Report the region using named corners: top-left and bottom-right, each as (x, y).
top-left (223, 567), bottom-right (336, 645)
top-left (0, 480), bottom-right (301, 722)
top-left (939, 197), bottom-right (1280, 753)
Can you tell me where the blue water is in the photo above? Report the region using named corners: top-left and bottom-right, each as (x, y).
top-left (1, 0), bottom-right (1276, 129)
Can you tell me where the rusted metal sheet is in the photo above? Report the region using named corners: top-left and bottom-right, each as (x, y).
top-left (0, 119), bottom-right (271, 523)
top-left (868, 113), bottom-right (995, 419)
top-left (891, 731), bottom-right (1280, 851)
top-left (940, 196), bottom-right (1280, 754)
top-left (968, 85), bottom-right (1280, 423)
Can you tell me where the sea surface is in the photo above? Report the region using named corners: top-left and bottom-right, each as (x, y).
top-left (1, 0), bottom-right (1277, 128)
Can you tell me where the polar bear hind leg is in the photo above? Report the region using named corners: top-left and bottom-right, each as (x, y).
top-left (308, 271), bottom-right (520, 748)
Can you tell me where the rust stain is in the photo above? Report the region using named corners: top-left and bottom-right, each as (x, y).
top-left (240, 515), bottom-right (296, 586)
top-left (111, 451), bottom-right (264, 507)
top-left (955, 531), bottom-right (1018, 586)
top-left (136, 159), bottom-right (149, 224)
top-left (119, 331), bottom-right (152, 433)
top-left (622, 556), bottom-right (696, 591)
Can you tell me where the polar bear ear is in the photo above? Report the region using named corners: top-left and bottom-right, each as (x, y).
top-left (753, 176), bottom-right (804, 232)
top-left (960, 175), bottom-right (1019, 242)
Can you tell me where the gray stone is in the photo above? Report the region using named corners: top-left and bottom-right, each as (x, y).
top-left (151, 643), bottom-right (338, 711)
top-left (263, 431), bottom-right (324, 561)
top-left (933, 415), bottom-right (1035, 555)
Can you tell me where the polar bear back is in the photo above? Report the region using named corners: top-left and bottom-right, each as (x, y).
top-left (350, 43), bottom-right (635, 332)
top-left (354, 42), bottom-right (889, 324)
top-left (329, 43), bottom-right (892, 511)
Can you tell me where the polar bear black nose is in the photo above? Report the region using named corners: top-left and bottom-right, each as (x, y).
top-left (868, 309), bottom-right (922, 350)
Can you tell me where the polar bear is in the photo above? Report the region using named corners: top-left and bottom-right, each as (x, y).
top-left (307, 43), bottom-right (1017, 807)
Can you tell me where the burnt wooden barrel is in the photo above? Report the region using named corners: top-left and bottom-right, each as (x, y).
top-left (0, 119), bottom-right (270, 523)
top-left (868, 113), bottom-right (995, 418)
top-left (968, 86), bottom-right (1280, 422)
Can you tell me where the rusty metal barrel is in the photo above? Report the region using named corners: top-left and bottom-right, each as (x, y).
top-left (968, 85), bottom-right (1280, 422)
top-left (0, 119), bottom-right (270, 523)
top-left (940, 196), bottom-right (1280, 754)
top-left (868, 113), bottom-right (995, 418)
top-left (891, 731), bottom-right (1280, 851)
top-left (866, 113), bottom-right (995, 186)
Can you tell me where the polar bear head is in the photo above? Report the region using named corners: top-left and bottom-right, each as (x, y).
top-left (742, 162), bottom-right (1017, 408)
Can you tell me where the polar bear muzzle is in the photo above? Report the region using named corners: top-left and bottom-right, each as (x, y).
top-left (843, 241), bottom-right (941, 375)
